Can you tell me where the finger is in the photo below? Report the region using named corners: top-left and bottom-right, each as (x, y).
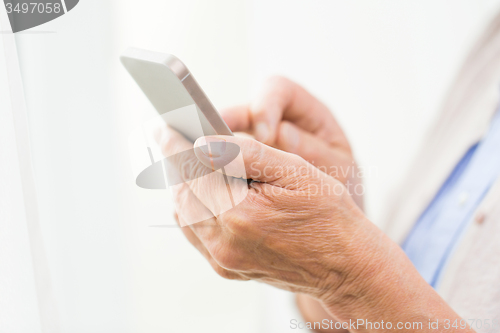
top-left (158, 127), bottom-right (227, 229)
top-left (219, 104), bottom-right (252, 133)
top-left (157, 125), bottom-right (193, 156)
top-left (193, 135), bottom-right (316, 188)
top-left (277, 122), bottom-right (363, 208)
top-left (276, 121), bottom-right (353, 168)
top-left (249, 76), bottom-right (346, 146)
top-left (176, 214), bottom-right (248, 280)
top-left (159, 127), bottom-right (228, 214)
top-left (171, 180), bottom-right (220, 230)
top-left (159, 125), bottom-right (248, 223)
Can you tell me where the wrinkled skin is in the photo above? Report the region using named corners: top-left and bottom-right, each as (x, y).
top-left (159, 127), bottom-right (382, 300)
top-left (221, 76), bottom-right (364, 209)
top-left (157, 77), bottom-right (472, 333)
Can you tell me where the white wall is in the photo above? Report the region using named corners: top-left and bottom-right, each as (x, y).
top-left (0, 15), bottom-right (42, 333)
top-left (15, 1), bottom-right (135, 331)
top-left (12, 0), bottom-right (500, 332)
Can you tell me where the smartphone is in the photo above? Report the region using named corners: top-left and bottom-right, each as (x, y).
top-left (120, 47), bottom-right (233, 142)
top-left (121, 48), bottom-right (248, 223)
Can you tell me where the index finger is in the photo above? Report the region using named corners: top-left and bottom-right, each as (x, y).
top-left (221, 76), bottom-right (340, 146)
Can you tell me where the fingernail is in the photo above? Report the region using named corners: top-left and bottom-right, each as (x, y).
top-left (195, 137), bottom-right (227, 157)
top-left (255, 122), bottom-right (270, 143)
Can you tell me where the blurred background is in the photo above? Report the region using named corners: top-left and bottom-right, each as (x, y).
top-left (6, 0), bottom-right (500, 332)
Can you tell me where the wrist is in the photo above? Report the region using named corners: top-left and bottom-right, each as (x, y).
top-left (309, 215), bottom-right (389, 310)
top-left (318, 226), bottom-right (394, 314)
top-left (318, 235), bottom-right (472, 333)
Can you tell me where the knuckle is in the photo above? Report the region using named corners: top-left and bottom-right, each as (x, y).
top-left (160, 137), bottom-right (175, 157)
top-left (246, 139), bottom-right (265, 162)
top-left (209, 243), bottom-right (240, 270)
top-left (167, 151), bottom-right (206, 184)
top-left (220, 204), bottom-right (265, 245)
top-left (245, 186), bottom-right (262, 204)
top-left (217, 252), bottom-right (241, 271)
top-left (292, 154), bottom-right (308, 168)
top-left (213, 265), bottom-right (238, 280)
top-left (239, 141), bottom-right (265, 177)
top-left (265, 75), bottom-right (292, 88)
top-left (221, 210), bottom-right (252, 237)
top-left (252, 76), bottom-right (294, 117)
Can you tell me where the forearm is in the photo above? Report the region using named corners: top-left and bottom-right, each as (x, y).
top-left (296, 294), bottom-right (347, 333)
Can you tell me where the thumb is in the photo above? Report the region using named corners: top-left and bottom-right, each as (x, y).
top-left (193, 135), bottom-right (311, 188)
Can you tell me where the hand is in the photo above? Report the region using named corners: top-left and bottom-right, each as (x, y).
top-left (220, 76), bottom-right (363, 209)
top-left (158, 129), bottom-right (471, 333)
top-left (160, 128), bottom-right (376, 298)
top-left (222, 76), bottom-right (362, 331)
